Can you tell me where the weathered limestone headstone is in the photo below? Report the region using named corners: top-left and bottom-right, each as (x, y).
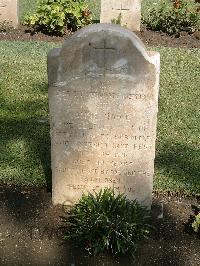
top-left (0, 0), bottom-right (18, 28)
top-left (100, 0), bottom-right (141, 31)
top-left (48, 24), bottom-right (160, 208)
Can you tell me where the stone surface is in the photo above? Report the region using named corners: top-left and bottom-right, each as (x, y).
top-left (0, 0), bottom-right (18, 28)
top-left (100, 0), bottom-right (141, 31)
top-left (48, 24), bottom-right (160, 208)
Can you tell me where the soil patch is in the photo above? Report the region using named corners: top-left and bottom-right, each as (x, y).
top-left (0, 25), bottom-right (200, 48)
top-left (0, 185), bottom-right (199, 266)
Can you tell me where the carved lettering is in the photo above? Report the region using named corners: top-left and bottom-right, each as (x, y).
top-left (0, 0), bottom-right (6, 8)
top-left (49, 24), bottom-right (160, 208)
top-left (66, 184), bottom-right (86, 190)
top-left (83, 176), bottom-right (121, 184)
top-left (56, 167), bottom-right (151, 178)
top-left (105, 112), bottom-right (130, 121)
top-left (124, 94), bottom-right (146, 100)
top-left (112, 143), bottom-right (129, 149)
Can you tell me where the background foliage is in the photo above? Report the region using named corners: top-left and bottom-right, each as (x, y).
top-left (18, 0), bottom-right (169, 22)
top-left (20, 0), bottom-right (200, 34)
top-left (23, 0), bottom-right (92, 34)
top-left (142, 0), bottom-right (200, 34)
top-left (19, 0), bottom-right (100, 21)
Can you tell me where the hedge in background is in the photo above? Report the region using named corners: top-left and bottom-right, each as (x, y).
top-left (142, 0), bottom-right (200, 34)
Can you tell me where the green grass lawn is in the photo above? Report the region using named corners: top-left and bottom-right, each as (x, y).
top-left (155, 47), bottom-right (200, 196)
top-left (0, 40), bottom-right (199, 195)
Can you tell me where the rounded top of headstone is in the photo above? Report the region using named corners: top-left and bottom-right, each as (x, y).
top-left (48, 23), bottom-right (159, 85)
top-left (62, 23), bottom-right (151, 62)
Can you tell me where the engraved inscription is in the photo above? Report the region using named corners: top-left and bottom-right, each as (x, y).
top-left (52, 89), bottom-right (147, 101)
top-left (48, 25), bottom-right (160, 207)
top-left (0, 0), bottom-right (6, 8)
top-left (66, 183), bottom-right (135, 194)
top-left (0, 0), bottom-right (6, 16)
top-left (55, 167), bottom-right (151, 179)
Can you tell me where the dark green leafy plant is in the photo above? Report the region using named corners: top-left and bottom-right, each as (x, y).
top-left (111, 13), bottom-right (122, 25)
top-left (142, 0), bottom-right (200, 34)
top-left (192, 213), bottom-right (200, 235)
top-left (62, 188), bottom-right (150, 256)
top-left (23, 0), bottom-right (92, 35)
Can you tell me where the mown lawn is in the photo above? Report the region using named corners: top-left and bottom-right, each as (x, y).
top-left (0, 40), bottom-right (199, 195)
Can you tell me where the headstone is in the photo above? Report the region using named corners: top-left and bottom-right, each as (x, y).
top-left (0, 0), bottom-right (18, 28)
top-left (48, 24), bottom-right (160, 208)
top-left (100, 0), bottom-right (141, 31)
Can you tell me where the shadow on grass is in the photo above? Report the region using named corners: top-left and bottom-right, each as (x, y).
top-left (0, 81), bottom-right (52, 190)
top-left (0, 118), bottom-right (52, 190)
top-left (0, 98), bottom-right (51, 190)
top-left (155, 142), bottom-right (200, 194)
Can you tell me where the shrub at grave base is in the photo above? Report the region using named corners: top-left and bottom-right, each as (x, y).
top-left (142, 0), bottom-right (200, 34)
top-left (23, 0), bottom-right (92, 34)
top-left (62, 188), bottom-right (150, 256)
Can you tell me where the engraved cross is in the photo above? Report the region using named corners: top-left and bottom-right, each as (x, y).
top-left (91, 39), bottom-right (116, 76)
top-left (116, 1), bottom-right (129, 11)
